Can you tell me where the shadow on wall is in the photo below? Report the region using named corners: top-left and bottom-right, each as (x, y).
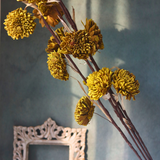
top-left (1, 0), bottom-right (160, 160)
top-left (85, 0), bottom-right (160, 159)
top-left (1, 2), bottom-right (73, 160)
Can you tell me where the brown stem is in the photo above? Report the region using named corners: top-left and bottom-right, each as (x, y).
top-left (59, 0), bottom-right (78, 31)
top-left (98, 99), bottom-right (142, 160)
top-left (117, 100), bottom-right (153, 160)
top-left (40, 15), bottom-right (61, 44)
top-left (65, 55), bottom-right (86, 83)
top-left (53, 6), bottom-right (68, 25)
top-left (109, 89), bottom-right (152, 160)
top-left (85, 60), bottom-right (95, 72)
top-left (108, 95), bottom-right (148, 160)
top-left (89, 55), bottom-right (100, 71)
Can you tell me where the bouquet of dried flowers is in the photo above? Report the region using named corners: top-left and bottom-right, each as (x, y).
top-left (4, 0), bottom-right (153, 160)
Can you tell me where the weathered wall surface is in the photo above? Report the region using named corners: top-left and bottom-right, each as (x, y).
top-left (1, 0), bottom-right (160, 159)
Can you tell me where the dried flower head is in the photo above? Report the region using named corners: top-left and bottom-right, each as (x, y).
top-left (55, 27), bottom-right (65, 40)
top-left (17, 0), bottom-right (47, 4)
top-left (74, 96), bottom-right (95, 126)
top-left (33, 2), bottom-right (64, 27)
top-left (45, 35), bottom-right (60, 53)
top-left (47, 48), bottom-right (69, 81)
top-left (60, 30), bottom-right (96, 60)
top-left (112, 69), bottom-right (140, 100)
top-left (85, 67), bottom-right (113, 100)
top-left (45, 27), bottom-right (64, 53)
top-left (83, 18), bottom-right (104, 52)
top-left (4, 8), bottom-right (36, 40)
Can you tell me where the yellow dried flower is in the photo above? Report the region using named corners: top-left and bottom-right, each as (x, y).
top-left (17, 0), bottom-right (47, 4)
top-left (55, 27), bottom-right (65, 40)
top-left (47, 48), bottom-right (69, 81)
top-left (37, 1), bottom-right (51, 15)
top-left (60, 30), bottom-right (96, 60)
top-left (85, 67), bottom-right (113, 100)
top-left (83, 18), bottom-right (104, 52)
top-left (45, 35), bottom-right (60, 53)
top-left (74, 96), bottom-right (95, 126)
top-left (45, 27), bottom-right (64, 54)
top-left (4, 8), bottom-right (36, 40)
top-left (112, 69), bottom-right (140, 100)
top-left (33, 2), bottom-right (64, 27)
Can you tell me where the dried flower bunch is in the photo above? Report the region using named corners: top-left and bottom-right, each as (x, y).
top-left (4, 0), bottom-right (152, 160)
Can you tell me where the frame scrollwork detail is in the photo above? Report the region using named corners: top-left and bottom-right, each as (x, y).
top-left (13, 118), bottom-right (87, 160)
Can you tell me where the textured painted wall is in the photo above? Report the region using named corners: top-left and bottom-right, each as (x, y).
top-left (1, 0), bottom-right (160, 160)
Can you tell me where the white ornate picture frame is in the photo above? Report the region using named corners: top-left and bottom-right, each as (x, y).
top-left (13, 118), bottom-right (87, 160)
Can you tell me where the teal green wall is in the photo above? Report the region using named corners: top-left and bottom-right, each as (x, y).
top-left (1, 0), bottom-right (160, 160)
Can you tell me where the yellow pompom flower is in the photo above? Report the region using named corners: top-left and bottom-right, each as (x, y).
top-left (45, 27), bottom-right (65, 54)
top-left (85, 67), bottom-right (113, 100)
top-left (47, 48), bottom-right (69, 81)
top-left (83, 18), bottom-right (104, 52)
top-left (112, 69), bottom-right (140, 100)
top-left (60, 30), bottom-right (96, 60)
top-left (4, 8), bottom-right (36, 40)
top-left (74, 96), bottom-right (95, 126)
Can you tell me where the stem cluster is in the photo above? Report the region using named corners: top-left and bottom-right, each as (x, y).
top-left (37, 1), bottom-right (152, 159)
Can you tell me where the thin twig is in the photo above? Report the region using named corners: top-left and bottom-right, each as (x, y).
top-left (58, 0), bottom-right (78, 31)
top-left (108, 95), bottom-right (147, 160)
top-left (85, 60), bottom-right (95, 72)
top-left (89, 55), bottom-right (100, 71)
top-left (97, 99), bottom-right (142, 160)
top-left (40, 15), bottom-right (61, 44)
top-left (109, 90), bottom-right (153, 160)
top-left (94, 112), bottom-right (111, 122)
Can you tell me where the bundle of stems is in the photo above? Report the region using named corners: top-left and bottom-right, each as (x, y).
top-left (21, 0), bottom-right (153, 159)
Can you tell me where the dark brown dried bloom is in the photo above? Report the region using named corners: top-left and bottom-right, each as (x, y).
top-left (60, 30), bottom-right (96, 60)
top-left (33, 2), bottom-right (64, 27)
top-left (45, 27), bottom-right (64, 53)
top-left (83, 18), bottom-right (104, 52)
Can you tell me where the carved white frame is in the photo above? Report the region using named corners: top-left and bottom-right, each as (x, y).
top-left (13, 118), bottom-right (87, 160)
